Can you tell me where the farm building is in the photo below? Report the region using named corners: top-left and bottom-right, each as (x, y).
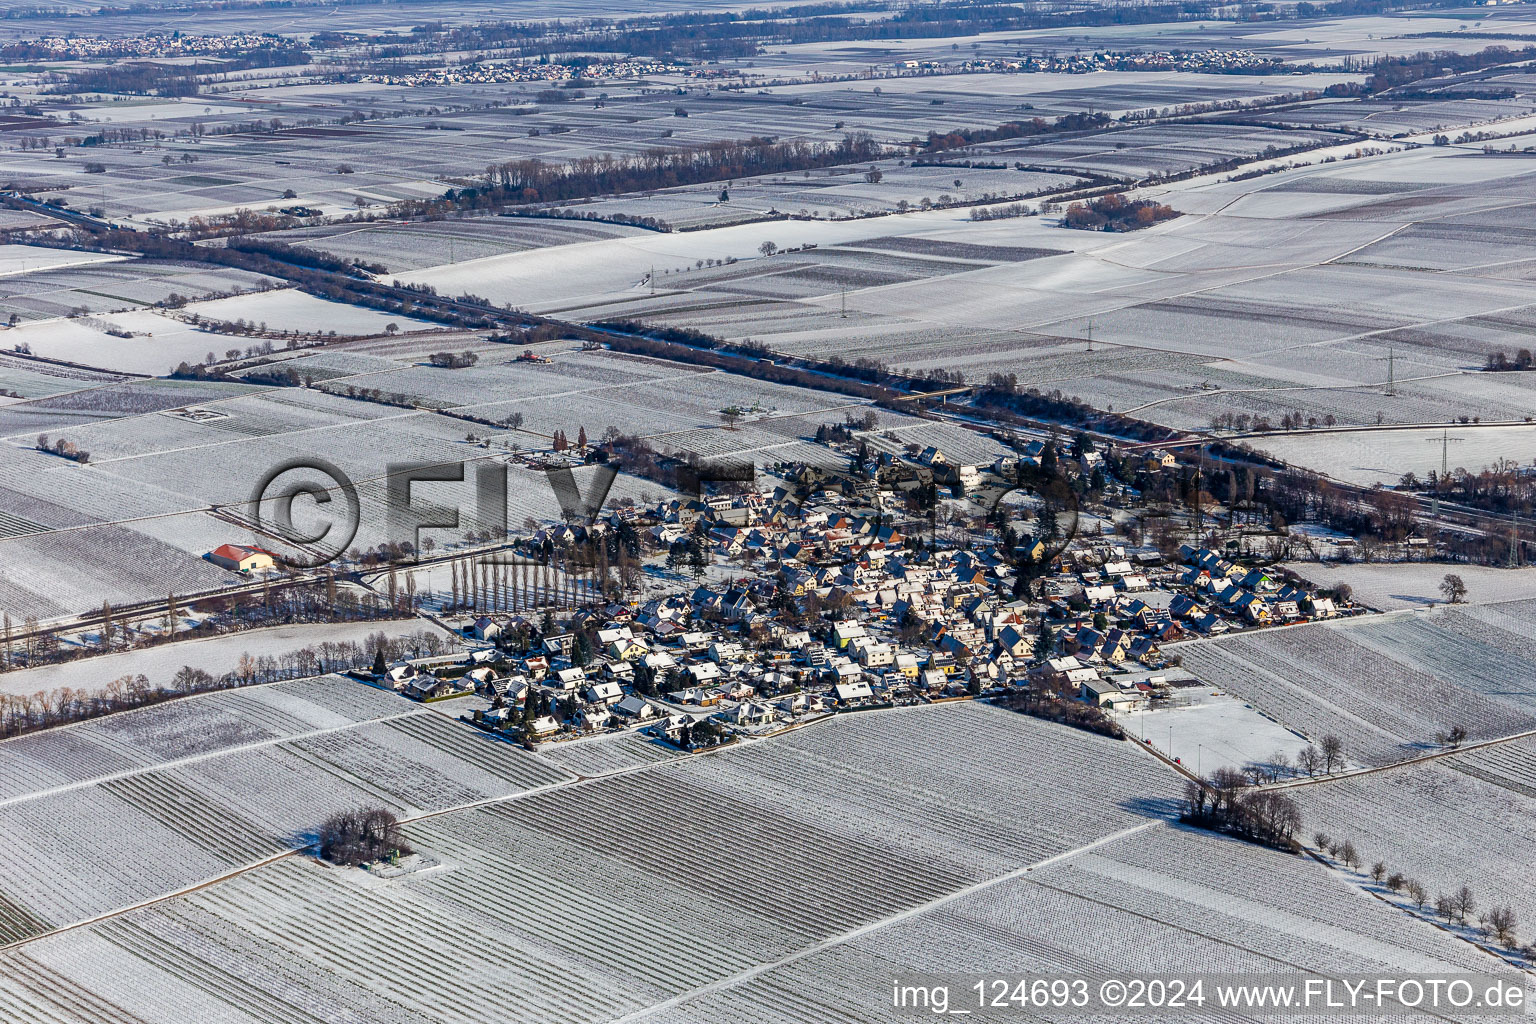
top-left (206, 543), bottom-right (277, 573)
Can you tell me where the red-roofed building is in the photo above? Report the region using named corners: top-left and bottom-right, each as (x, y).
top-left (208, 543), bottom-right (276, 573)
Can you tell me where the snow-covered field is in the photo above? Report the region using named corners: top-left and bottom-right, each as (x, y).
top-left (1281, 561), bottom-right (1536, 611)
top-left (0, 702), bottom-right (1185, 1018)
top-left (1175, 601), bottom-right (1536, 766)
top-left (184, 290), bottom-right (441, 336)
top-left (0, 245), bottom-right (124, 278)
top-left (0, 674), bottom-right (570, 939)
top-left (1252, 424), bottom-right (1536, 487)
top-left (1113, 690), bottom-right (1315, 775)
top-left (650, 821), bottom-right (1510, 1023)
top-left (0, 618), bottom-right (452, 698)
top-left (4, 308), bottom-right (315, 376)
top-left (1292, 752), bottom-right (1536, 930)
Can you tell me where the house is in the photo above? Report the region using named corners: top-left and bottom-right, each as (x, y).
top-left (575, 705), bottom-right (614, 730)
top-left (1190, 611), bottom-right (1229, 635)
top-left (526, 715), bottom-right (561, 737)
top-left (1031, 655), bottom-right (1099, 690)
top-left (830, 620), bottom-right (867, 649)
top-left (996, 625), bottom-right (1033, 659)
top-left (583, 680), bottom-right (625, 705)
top-left (833, 680), bottom-right (874, 703)
top-left (1081, 677), bottom-right (1142, 710)
top-left (470, 616), bottom-right (501, 642)
top-left (686, 661), bottom-right (722, 685)
top-left (857, 642), bottom-right (894, 669)
top-left (721, 701), bottom-right (777, 727)
top-left (614, 694), bottom-right (661, 720)
top-left (207, 543), bottom-right (276, 573)
top-left (648, 713), bottom-right (693, 743)
top-left (553, 666), bottom-right (587, 690)
top-left (1310, 596), bottom-right (1338, 619)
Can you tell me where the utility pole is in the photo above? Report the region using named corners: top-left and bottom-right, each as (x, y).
top-left (1384, 345), bottom-right (1396, 397)
top-left (1192, 445), bottom-right (1205, 540)
top-left (840, 286), bottom-right (847, 318)
top-left (1085, 318), bottom-right (1093, 353)
top-left (1426, 429), bottom-right (1463, 518)
top-left (649, 265), bottom-right (655, 296)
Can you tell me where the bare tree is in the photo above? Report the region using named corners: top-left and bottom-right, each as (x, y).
top-left (1407, 880), bottom-right (1428, 911)
top-left (1298, 745), bottom-right (1324, 777)
top-left (1435, 724), bottom-right (1469, 748)
top-left (1439, 573), bottom-right (1468, 604)
top-left (1370, 861), bottom-right (1387, 884)
top-left (1320, 734), bottom-right (1345, 774)
top-left (1487, 905), bottom-right (1518, 946)
top-left (1454, 885), bottom-right (1476, 924)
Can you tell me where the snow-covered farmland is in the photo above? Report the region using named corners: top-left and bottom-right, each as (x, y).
top-left (1113, 690), bottom-right (1315, 776)
top-left (0, 245), bottom-right (124, 278)
top-left (1176, 603), bottom-right (1536, 767)
top-left (0, 675), bottom-right (570, 938)
top-left (639, 821), bottom-right (1512, 1023)
top-left (1282, 561), bottom-right (1536, 611)
top-left (185, 290), bottom-right (441, 336)
top-left (0, 618), bottom-right (453, 699)
top-left (1252, 423), bottom-right (1536, 487)
top-left (0, 702), bottom-right (1184, 1020)
top-left (1290, 753), bottom-right (1536, 928)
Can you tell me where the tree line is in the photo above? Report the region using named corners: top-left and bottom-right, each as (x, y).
top-left (0, 628), bottom-right (445, 740)
top-left (403, 134), bottom-right (883, 216)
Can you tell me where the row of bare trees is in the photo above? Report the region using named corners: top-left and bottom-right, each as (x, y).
top-left (1318, 833), bottom-right (1530, 963)
top-left (0, 579), bottom-right (401, 675)
top-left (0, 629), bottom-right (446, 739)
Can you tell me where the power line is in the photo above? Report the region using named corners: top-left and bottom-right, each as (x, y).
top-left (1426, 429), bottom-right (1464, 518)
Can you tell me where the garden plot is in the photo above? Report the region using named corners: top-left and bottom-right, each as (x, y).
top-left (0, 674), bottom-right (571, 939)
top-left (1000, 123), bottom-right (1344, 180)
top-left (0, 354), bottom-right (122, 401)
top-left (509, 729), bottom-right (680, 778)
top-left (0, 260), bottom-right (275, 325)
top-left (1175, 608), bottom-right (1536, 767)
top-left (1280, 562), bottom-right (1536, 611)
top-left (1290, 758), bottom-right (1536, 928)
top-left (0, 245), bottom-right (123, 280)
top-left (1449, 734), bottom-right (1536, 799)
top-left (642, 821), bottom-right (1506, 1024)
top-left (0, 702), bottom-right (1184, 1022)
top-left (3, 308), bottom-right (306, 377)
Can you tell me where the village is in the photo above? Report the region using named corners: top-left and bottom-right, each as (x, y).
top-left (362, 431), bottom-right (1358, 759)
